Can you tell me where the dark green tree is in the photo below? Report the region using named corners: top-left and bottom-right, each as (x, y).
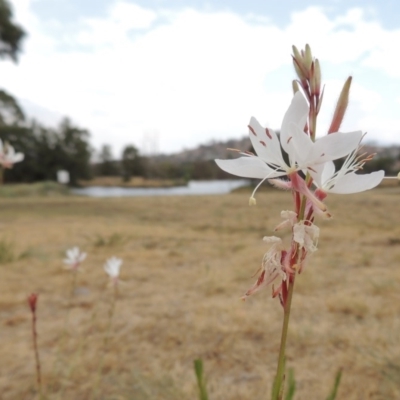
top-left (0, 123), bottom-right (37, 182)
top-left (56, 118), bottom-right (92, 185)
top-left (0, 89), bottom-right (25, 126)
top-left (121, 144), bottom-right (144, 181)
top-left (0, 117), bottom-right (93, 184)
top-left (0, 0), bottom-right (26, 62)
top-left (98, 144), bottom-right (119, 176)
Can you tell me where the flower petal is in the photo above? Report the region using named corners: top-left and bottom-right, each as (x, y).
top-left (280, 92), bottom-right (309, 157)
top-left (307, 161), bottom-right (335, 188)
top-left (310, 131), bottom-right (362, 164)
top-left (248, 117), bottom-right (285, 167)
top-left (288, 124), bottom-right (314, 167)
top-left (327, 170), bottom-right (384, 194)
top-left (215, 157), bottom-right (283, 179)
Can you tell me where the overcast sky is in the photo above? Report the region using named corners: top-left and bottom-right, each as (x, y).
top-left (3, 0), bottom-right (400, 157)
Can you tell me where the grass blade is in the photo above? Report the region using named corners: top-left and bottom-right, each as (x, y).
top-left (194, 359), bottom-right (209, 400)
top-left (325, 369), bottom-right (343, 400)
top-left (284, 368), bottom-right (296, 400)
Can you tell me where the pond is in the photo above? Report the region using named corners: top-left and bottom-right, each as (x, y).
top-left (71, 179), bottom-right (250, 197)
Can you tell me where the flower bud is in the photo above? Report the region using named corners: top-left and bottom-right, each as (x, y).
top-left (292, 45), bottom-right (302, 62)
top-left (28, 293), bottom-right (38, 313)
top-left (304, 44), bottom-right (313, 72)
top-left (314, 59), bottom-right (321, 91)
top-left (328, 76), bottom-right (352, 134)
top-left (292, 45), bottom-right (308, 81)
top-left (310, 59), bottom-right (321, 96)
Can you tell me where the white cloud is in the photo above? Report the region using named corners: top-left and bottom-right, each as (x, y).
top-left (77, 2), bottom-right (157, 48)
top-left (4, 1), bottom-right (400, 156)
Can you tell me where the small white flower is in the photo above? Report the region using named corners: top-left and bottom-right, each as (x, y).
top-left (63, 247), bottom-right (87, 271)
top-left (0, 139), bottom-right (24, 168)
top-left (293, 222), bottom-right (320, 253)
top-left (104, 256), bottom-right (122, 284)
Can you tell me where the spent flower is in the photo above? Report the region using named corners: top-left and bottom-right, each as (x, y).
top-left (293, 222), bottom-right (320, 253)
top-left (241, 236), bottom-right (286, 300)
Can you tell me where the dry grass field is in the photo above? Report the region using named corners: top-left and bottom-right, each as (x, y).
top-left (1, 186), bottom-right (400, 399)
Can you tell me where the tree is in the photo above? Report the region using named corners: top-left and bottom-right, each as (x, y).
top-left (0, 0), bottom-right (26, 62)
top-left (121, 144), bottom-right (144, 181)
top-left (0, 117), bottom-right (93, 184)
top-left (0, 123), bottom-right (38, 182)
top-left (56, 118), bottom-right (92, 185)
top-left (98, 144), bottom-right (119, 176)
top-left (0, 89), bottom-right (25, 126)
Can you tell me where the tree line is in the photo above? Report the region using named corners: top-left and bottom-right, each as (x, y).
top-left (2, 86), bottom-right (398, 186)
top-left (0, 88), bottom-right (232, 185)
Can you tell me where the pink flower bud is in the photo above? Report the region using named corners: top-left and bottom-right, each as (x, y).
top-left (28, 293), bottom-right (38, 313)
top-left (328, 76), bottom-right (352, 134)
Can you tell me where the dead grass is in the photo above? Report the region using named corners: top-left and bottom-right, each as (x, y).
top-left (1, 188), bottom-right (400, 399)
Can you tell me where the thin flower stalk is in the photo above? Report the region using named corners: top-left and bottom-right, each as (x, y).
top-left (90, 258), bottom-right (122, 400)
top-left (52, 248), bottom-right (87, 384)
top-left (28, 293), bottom-right (44, 399)
top-left (273, 274), bottom-right (296, 400)
top-left (59, 282), bottom-right (108, 398)
top-left (272, 198), bottom-right (308, 400)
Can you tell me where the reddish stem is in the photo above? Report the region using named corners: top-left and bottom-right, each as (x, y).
top-left (29, 294), bottom-right (43, 398)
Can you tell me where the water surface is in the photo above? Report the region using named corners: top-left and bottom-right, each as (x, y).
top-left (72, 179), bottom-right (250, 197)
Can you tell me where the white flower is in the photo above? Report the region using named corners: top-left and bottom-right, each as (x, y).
top-left (0, 139), bottom-right (24, 168)
top-left (63, 247), bottom-right (87, 271)
top-left (310, 151), bottom-right (384, 195)
top-left (215, 92), bottom-right (363, 203)
top-left (242, 236), bottom-right (285, 300)
top-left (293, 222), bottom-right (319, 253)
top-left (104, 256), bottom-right (122, 284)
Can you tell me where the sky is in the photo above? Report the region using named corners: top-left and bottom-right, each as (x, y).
top-left (3, 0), bottom-right (400, 157)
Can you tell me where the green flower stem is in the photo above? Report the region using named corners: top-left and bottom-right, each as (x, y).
top-left (272, 274), bottom-right (296, 400)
